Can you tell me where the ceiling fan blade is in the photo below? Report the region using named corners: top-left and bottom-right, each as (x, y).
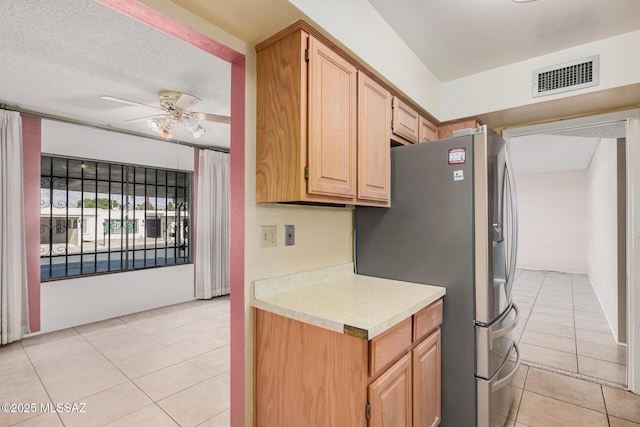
top-left (175, 93), bottom-right (201, 111)
top-left (191, 111), bottom-right (231, 124)
top-left (123, 114), bottom-right (164, 123)
top-left (100, 95), bottom-right (164, 112)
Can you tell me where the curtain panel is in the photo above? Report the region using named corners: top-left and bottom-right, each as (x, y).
top-left (0, 110), bottom-right (30, 344)
top-left (195, 150), bottom-right (230, 299)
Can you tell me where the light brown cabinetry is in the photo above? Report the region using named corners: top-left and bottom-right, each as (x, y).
top-left (358, 73), bottom-right (391, 203)
top-left (256, 26), bottom-right (390, 206)
top-left (413, 329), bottom-right (441, 427)
top-left (307, 36), bottom-right (357, 198)
top-left (391, 96), bottom-right (438, 144)
top-left (254, 299), bottom-right (443, 427)
top-left (392, 96), bottom-right (419, 144)
top-left (369, 352), bottom-right (412, 427)
top-left (419, 116), bottom-right (438, 143)
top-left (437, 119), bottom-right (482, 140)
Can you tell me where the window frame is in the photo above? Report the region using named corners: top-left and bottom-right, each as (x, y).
top-left (40, 154), bottom-right (193, 281)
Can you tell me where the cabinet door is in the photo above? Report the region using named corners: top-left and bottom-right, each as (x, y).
top-left (392, 97), bottom-right (419, 143)
top-left (358, 72), bottom-right (391, 203)
top-left (419, 116), bottom-right (437, 143)
top-left (368, 352), bottom-right (412, 427)
top-left (308, 35), bottom-right (357, 198)
top-left (412, 329), bottom-right (441, 427)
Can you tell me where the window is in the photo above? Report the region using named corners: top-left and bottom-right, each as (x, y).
top-left (40, 156), bottom-right (191, 280)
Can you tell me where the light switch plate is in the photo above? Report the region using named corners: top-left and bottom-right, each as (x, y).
top-left (284, 224), bottom-right (295, 246)
top-left (260, 225), bottom-right (277, 248)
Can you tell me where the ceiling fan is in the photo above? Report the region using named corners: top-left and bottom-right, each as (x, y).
top-left (100, 90), bottom-right (230, 139)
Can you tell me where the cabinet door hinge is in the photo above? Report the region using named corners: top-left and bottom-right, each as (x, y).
top-left (391, 119), bottom-right (394, 130)
top-left (365, 402), bottom-right (371, 420)
top-left (304, 166), bottom-right (309, 179)
top-left (305, 48), bottom-right (310, 63)
top-left (391, 98), bottom-right (395, 109)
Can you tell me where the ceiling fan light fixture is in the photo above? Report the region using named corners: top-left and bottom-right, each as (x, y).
top-left (147, 117), bottom-right (164, 132)
top-left (191, 125), bottom-right (206, 139)
top-left (183, 116), bottom-right (206, 138)
top-left (158, 126), bottom-right (172, 139)
top-left (148, 117), bottom-right (174, 138)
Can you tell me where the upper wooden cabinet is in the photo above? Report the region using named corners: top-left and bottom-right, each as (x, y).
top-left (256, 26), bottom-right (390, 206)
top-left (392, 96), bottom-right (419, 144)
top-left (437, 119), bottom-right (482, 140)
top-left (358, 72), bottom-right (391, 203)
top-left (419, 116), bottom-right (438, 143)
top-left (307, 36), bottom-right (357, 199)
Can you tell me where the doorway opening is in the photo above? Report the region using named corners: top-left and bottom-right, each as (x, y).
top-left (504, 110), bottom-right (640, 393)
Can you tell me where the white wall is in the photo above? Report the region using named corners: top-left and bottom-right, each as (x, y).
top-left (38, 120), bottom-right (196, 333)
top-left (442, 30), bottom-right (640, 121)
top-left (587, 139), bottom-right (619, 338)
top-left (289, 0), bottom-right (441, 117)
top-left (515, 170), bottom-right (588, 273)
top-left (40, 265), bottom-right (194, 332)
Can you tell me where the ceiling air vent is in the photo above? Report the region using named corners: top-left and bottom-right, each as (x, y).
top-left (532, 55), bottom-right (599, 98)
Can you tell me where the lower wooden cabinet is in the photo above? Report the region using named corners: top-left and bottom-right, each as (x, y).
top-left (369, 328), bottom-right (442, 427)
top-left (254, 299), bottom-right (443, 427)
top-left (368, 352), bottom-right (412, 427)
top-left (413, 329), bottom-right (442, 427)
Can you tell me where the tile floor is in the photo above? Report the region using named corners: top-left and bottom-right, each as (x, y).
top-left (512, 269), bottom-right (627, 386)
top-left (1, 274), bottom-right (639, 427)
top-left (506, 268), bottom-right (640, 426)
top-left (0, 296), bottom-right (230, 427)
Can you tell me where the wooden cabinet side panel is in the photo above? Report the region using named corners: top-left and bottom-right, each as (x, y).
top-left (254, 309), bottom-right (368, 427)
top-left (256, 31), bottom-right (306, 202)
top-left (368, 352), bottom-right (413, 427)
top-left (412, 329), bottom-right (442, 427)
top-left (307, 36), bottom-right (357, 199)
top-left (437, 119), bottom-right (481, 140)
top-left (357, 72), bottom-right (391, 204)
top-left (392, 97), bottom-right (419, 143)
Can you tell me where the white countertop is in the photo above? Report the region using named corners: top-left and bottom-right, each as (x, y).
top-left (251, 263), bottom-right (446, 339)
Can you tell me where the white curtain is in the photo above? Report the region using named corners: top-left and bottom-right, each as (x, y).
top-left (195, 149), bottom-right (230, 298)
top-left (0, 110), bottom-right (30, 344)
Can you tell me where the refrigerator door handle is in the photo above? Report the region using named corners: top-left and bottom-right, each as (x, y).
top-left (490, 303), bottom-right (519, 340)
top-left (492, 344), bottom-right (521, 392)
top-left (504, 156), bottom-right (519, 296)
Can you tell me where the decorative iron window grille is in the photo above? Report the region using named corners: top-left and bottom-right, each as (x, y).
top-left (40, 155), bottom-right (191, 280)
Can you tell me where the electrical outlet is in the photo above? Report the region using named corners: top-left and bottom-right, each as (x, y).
top-left (260, 225), bottom-right (277, 248)
top-left (284, 224), bottom-right (295, 246)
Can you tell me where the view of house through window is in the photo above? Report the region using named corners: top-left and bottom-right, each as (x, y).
top-left (40, 155), bottom-right (191, 280)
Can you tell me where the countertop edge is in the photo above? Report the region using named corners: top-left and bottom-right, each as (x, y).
top-left (366, 288), bottom-right (446, 339)
top-left (251, 271), bottom-right (447, 340)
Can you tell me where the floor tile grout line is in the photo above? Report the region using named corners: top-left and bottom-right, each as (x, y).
top-left (601, 385), bottom-right (612, 427)
top-left (512, 365), bottom-right (530, 424)
top-left (8, 341), bottom-right (65, 427)
top-left (523, 387), bottom-right (610, 416)
top-left (570, 272), bottom-right (580, 378)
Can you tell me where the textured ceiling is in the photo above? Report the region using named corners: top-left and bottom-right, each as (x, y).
top-left (368, 0), bottom-right (640, 82)
top-left (0, 0), bottom-right (231, 149)
top-left (1, 0), bottom-right (638, 154)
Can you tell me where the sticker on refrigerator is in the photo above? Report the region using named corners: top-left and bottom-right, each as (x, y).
top-left (454, 170), bottom-right (464, 181)
top-left (448, 148), bottom-right (466, 164)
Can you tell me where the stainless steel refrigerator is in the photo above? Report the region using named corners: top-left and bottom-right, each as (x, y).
top-left (356, 125), bottom-right (520, 427)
